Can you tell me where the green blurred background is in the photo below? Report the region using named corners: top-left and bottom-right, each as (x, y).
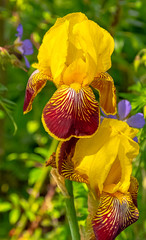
top-left (0, 0), bottom-right (146, 239)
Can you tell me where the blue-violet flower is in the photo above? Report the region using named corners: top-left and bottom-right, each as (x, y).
top-left (14, 24), bottom-right (33, 68)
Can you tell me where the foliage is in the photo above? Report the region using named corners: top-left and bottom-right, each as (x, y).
top-left (0, 0), bottom-right (146, 239)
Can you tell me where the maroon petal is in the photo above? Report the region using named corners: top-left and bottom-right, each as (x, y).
top-left (56, 138), bottom-right (88, 183)
top-left (92, 191), bottom-right (139, 240)
top-left (42, 85), bottom-right (100, 140)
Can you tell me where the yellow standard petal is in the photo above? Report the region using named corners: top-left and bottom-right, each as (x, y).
top-left (37, 20), bottom-right (69, 86)
top-left (37, 12), bottom-right (114, 88)
top-left (73, 20), bottom-right (114, 85)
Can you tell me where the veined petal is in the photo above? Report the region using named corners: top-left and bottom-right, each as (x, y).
top-left (92, 191), bottom-right (139, 240)
top-left (56, 138), bottom-right (88, 183)
top-left (56, 121), bottom-right (119, 186)
top-left (91, 72), bottom-right (117, 115)
top-left (42, 85), bottom-right (100, 140)
top-left (23, 70), bottom-right (52, 114)
top-left (129, 176), bottom-right (139, 207)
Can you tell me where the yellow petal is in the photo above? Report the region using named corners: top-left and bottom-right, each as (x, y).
top-left (55, 12), bottom-right (88, 27)
top-left (91, 72), bottom-right (117, 115)
top-left (38, 20), bottom-right (69, 85)
top-left (103, 119), bottom-right (139, 193)
top-left (103, 157), bottom-right (122, 191)
top-left (37, 12), bottom-right (114, 87)
top-left (109, 117), bottom-right (139, 139)
top-left (73, 20), bottom-right (114, 81)
top-left (88, 136), bottom-right (121, 194)
top-left (117, 137), bottom-right (139, 193)
top-left (72, 120), bottom-right (120, 194)
top-left (63, 58), bottom-right (87, 85)
top-left (71, 119), bottom-right (139, 194)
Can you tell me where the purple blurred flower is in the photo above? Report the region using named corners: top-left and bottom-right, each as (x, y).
top-left (15, 24), bottom-right (33, 68)
top-left (15, 24), bottom-right (23, 38)
top-left (101, 100), bottom-right (145, 142)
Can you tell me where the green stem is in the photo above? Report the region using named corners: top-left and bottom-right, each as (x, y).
top-left (65, 179), bottom-right (80, 240)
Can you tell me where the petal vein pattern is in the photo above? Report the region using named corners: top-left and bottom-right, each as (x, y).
top-left (42, 85), bottom-right (99, 140)
top-left (23, 70), bottom-right (52, 114)
top-left (91, 72), bottom-right (117, 115)
top-left (92, 191), bottom-right (139, 240)
top-left (56, 138), bottom-right (88, 183)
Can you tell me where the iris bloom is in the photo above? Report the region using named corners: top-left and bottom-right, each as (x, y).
top-left (50, 118), bottom-right (139, 239)
top-left (23, 12), bottom-right (116, 140)
top-left (14, 24), bottom-right (33, 68)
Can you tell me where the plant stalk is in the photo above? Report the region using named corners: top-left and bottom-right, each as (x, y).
top-left (65, 179), bottom-right (80, 240)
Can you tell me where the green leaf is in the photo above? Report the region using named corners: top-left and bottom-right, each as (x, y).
top-left (1, 97), bottom-right (16, 108)
top-left (34, 147), bottom-right (49, 158)
top-left (9, 193), bottom-right (20, 206)
top-left (0, 202), bottom-right (12, 212)
top-left (9, 208), bottom-right (21, 224)
top-left (28, 153), bottom-right (44, 163)
top-left (28, 168), bottom-right (42, 185)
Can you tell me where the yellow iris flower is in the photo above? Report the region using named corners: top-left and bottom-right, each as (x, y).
top-left (23, 12), bottom-right (116, 140)
top-left (49, 118), bottom-right (139, 239)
